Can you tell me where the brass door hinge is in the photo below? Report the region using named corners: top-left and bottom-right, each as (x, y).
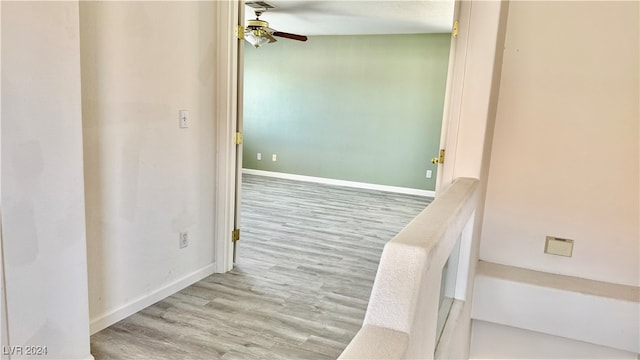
top-left (236, 25), bottom-right (244, 40)
top-left (431, 149), bottom-right (446, 164)
top-left (452, 20), bottom-right (459, 38)
top-left (234, 132), bottom-right (243, 145)
top-left (232, 229), bottom-right (240, 242)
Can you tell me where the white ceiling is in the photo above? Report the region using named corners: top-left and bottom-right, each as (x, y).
top-left (244, 1), bottom-right (455, 36)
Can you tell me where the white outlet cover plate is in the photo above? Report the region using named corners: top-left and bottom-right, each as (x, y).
top-left (179, 232), bottom-right (188, 248)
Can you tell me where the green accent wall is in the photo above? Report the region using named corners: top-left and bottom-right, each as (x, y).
top-left (243, 34), bottom-right (450, 190)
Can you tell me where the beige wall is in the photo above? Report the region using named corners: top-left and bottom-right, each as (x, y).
top-left (80, 2), bottom-right (218, 331)
top-left (482, 1), bottom-right (639, 287)
top-left (1, 2), bottom-right (92, 358)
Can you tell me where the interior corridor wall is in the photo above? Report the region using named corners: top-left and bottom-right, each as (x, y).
top-left (80, 2), bottom-right (218, 332)
top-left (1, 2), bottom-right (92, 358)
top-left (243, 34), bottom-right (451, 191)
top-left (482, 1), bottom-right (639, 286)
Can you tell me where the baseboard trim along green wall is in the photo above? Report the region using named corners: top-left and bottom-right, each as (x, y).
top-left (243, 34), bottom-right (451, 191)
top-left (243, 169), bottom-right (436, 198)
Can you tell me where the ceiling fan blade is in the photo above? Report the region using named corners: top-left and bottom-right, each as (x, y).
top-left (272, 31), bottom-right (308, 42)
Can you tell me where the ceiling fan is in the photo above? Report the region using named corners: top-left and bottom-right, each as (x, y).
top-left (244, 2), bottom-right (308, 48)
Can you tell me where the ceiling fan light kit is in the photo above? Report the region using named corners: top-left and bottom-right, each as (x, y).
top-left (245, 28), bottom-right (273, 48)
top-left (244, 5), bottom-right (308, 48)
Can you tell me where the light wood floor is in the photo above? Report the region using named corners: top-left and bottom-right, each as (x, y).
top-left (91, 175), bottom-right (432, 359)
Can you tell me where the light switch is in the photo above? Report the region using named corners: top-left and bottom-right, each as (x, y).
top-left (544, 236), bottom-right (574, 257)
top-left (179, 110), bottom-right (189, 128)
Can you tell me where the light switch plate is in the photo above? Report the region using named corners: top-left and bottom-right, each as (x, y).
top-left (544, 236), bottom-right (573, 257)
top-left (179, 110), bottom-right (189, 128)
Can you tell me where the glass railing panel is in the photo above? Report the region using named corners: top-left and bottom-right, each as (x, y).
top-left (435, 235), bottom-right (461, 343)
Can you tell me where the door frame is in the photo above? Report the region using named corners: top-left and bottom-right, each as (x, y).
top-left (214, 0), bottom-right (241, 273)
top-left (214, 0), bottom-right (473, 273)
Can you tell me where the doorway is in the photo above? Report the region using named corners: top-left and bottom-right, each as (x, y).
top-left (215, 0), bottom-right (466, 272)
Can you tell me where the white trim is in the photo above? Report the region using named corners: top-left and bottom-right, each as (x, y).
top-left (213, 0), bottom-right (239, 274)
top-left (454, 210), bottom-right (475, 300)
top-left (0, 209), bottom-right (9, 357)
top-left (89, 263), bottom-right (215, 335)
top-left (243, 169), bottom-right (435, 197)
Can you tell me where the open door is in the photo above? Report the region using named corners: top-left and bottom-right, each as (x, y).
top-left (232, 0), bottom-right (245, 263)
top-left (435, 0), bottom-right (469, 193)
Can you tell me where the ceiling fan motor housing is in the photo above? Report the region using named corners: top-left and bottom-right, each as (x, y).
top-left (247, 18), bottom-right (269, 30)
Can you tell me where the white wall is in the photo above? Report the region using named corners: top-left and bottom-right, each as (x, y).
top-left (1, 2), bottom-right (92, 359)
top-left (80, 2), bottom-right (218, 333)
top-left (470, 320), bottom-right (638, 359)
top-left (482, 1), bottom-right (639, 287)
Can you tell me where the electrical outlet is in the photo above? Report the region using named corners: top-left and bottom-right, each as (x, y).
top-left (179, 232), bottom-right (189, 249)
top-left (257, 152), bottom-right (262, 160)
top-left (272, 154), bottom-right (277, 161)
top-left (426, 170), bottom-right (433, 179)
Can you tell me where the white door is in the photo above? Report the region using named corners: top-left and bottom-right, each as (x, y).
top-left (435, 0), bottom-right (470, 192)
top-left (232, 0), bottom-right (245, 263)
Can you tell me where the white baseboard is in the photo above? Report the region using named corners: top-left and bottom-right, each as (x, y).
top-left (242, 169), bottom-right (435, 197)
top-left (89, 263), bottom-right (216, 334)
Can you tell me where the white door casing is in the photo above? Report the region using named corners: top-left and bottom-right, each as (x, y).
top-left (214, 0), bottom-right (241, 273)
top-left (215, 0), bottom-right (472, 272)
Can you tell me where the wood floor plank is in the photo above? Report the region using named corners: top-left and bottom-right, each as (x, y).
top-left (91, 174), bottom-right (431, 359)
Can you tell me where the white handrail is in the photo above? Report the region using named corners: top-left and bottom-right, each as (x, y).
top-left (340, 177), bottom-right (480, 359)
